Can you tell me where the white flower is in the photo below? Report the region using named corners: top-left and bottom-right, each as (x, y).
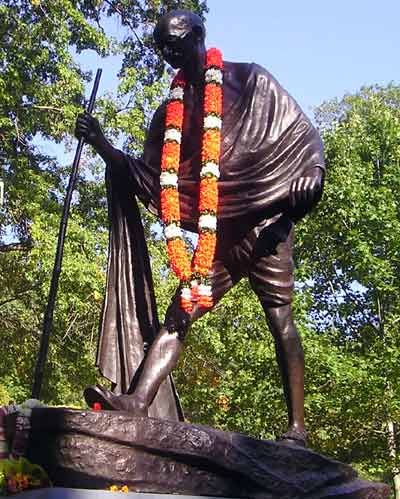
top-left (164, 128), bottom-right (182, 144)
top-left (19, 407), bottom-right (32, 417)
top-left (160, 171), bottom-right (178, 187)
top-left (170, 86), bottom-right (184, 101)
top-left (164, 223), bottom-right (182, 239)
top-left (16, 399), bottom-right (44, 418)
top-left (198, 284), bottom-right (212, 296)
top-left (200, 162), bottom-right (220, 179)
top-left (181, 287), bottom-right (192, 300)
top-left (204, 115), bottom-right (222, 130)
top-left (199, 214), bottom-right (217, 231)
top-left (205, 68), bottom-right (223, 85)
top-left (22, 399), bottom-right (43, 409)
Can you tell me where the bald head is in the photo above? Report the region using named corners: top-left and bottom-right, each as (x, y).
top-left (153, 10), bottom-right (206, 46)
top-left (153, 10), bottom-right (206, 72)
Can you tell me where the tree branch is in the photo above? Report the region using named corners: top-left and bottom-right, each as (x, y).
top-left (20, 105), bottom-right (64, 113)
top-left (0, 289), bottom-right (35, 308)
top-left (103, 0), bottom-right (144, 48)
top-left (0, 242), bottom-right (33, 252)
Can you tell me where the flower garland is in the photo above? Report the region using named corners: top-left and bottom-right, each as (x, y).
top-left (160, 48), bottom-right (223, 312)
top-left (0, 400), bottom-right (50, 496)
top-left (0, 457), bottom-right (51, 495)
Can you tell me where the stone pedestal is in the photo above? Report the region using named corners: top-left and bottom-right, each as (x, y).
top-left (22, 408), bottom-right (389, 498)
top-left (1, 489), bottom-right (234, 499)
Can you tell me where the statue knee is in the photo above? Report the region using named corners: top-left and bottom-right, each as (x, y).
top-left (264, 303), bottom-right (292, 334)
top-left (264, 304), bottom-right (303, 355)
top-left (157, 327), bottom-right (183, 349)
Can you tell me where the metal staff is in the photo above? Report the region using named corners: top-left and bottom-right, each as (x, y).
top-left (32, 69), bottom-right (102, 399)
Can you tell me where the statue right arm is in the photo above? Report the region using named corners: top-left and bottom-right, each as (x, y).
top-left (75, 105), bottom-right (166, 211)
top-left (75, 112), bottom-right (126, 172)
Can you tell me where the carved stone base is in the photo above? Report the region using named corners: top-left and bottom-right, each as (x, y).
top-left (24, 408), bottom-right (389, 499)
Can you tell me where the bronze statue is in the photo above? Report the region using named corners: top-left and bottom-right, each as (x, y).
top-left (75, 9), bottom-right (325, 446)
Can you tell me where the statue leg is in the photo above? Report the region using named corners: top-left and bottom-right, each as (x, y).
top-left (127, 260), bottom-right (238, 413)
top-left (261, 302), bottom-right (306, 443)
top-left (248, 223), bottom-right (306, 444)
top-left (84, 318), bottom-right (189, 414)
top-left (85, 261), bottom-right (238, 413)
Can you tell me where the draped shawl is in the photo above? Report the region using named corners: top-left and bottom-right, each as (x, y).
top-left (96, 62), bottom-right (325, 419)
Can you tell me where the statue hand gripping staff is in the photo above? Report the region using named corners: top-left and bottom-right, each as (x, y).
top-left (75, 9), bottom-right (325, 446)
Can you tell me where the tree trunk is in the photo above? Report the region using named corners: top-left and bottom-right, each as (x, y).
top-left (387, 420), bottom-right (400, 498)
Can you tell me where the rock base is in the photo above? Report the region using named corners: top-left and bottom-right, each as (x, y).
top-left (22, 408), bottom-right (389, 499)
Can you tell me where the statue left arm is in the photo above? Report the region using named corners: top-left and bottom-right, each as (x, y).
top-left (289, 166), bottom-right (325, 219)
top-left (255, 166), bottom-right (324, 257)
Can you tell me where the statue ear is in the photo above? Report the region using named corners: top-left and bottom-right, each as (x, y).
top-left (192, 24), bottom-right (204, 41)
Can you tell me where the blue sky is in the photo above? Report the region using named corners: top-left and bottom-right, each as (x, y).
top-left (78, 0), bottom-right (400, 116)
top-left (205, 0), bottom-right (400, 114)
top-left (51, 0), bottom-right (399, 163)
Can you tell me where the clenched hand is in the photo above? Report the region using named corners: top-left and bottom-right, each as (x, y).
top-left (75, 112), bottom-right (105, 148)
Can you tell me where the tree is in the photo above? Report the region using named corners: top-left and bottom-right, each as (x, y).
top-left (295, 84), bottom-right (400, 492)
top-left (0, 0), bottom-right (208, 404)
top-left (2, 2), bottom-right (397, 493)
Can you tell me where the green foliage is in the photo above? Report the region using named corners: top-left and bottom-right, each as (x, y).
top-left (0, 0), bottom-right (398, 492)
top-left (0, 457), bottom-right (50, 495)
top-left (295, 84), bottom-right (400, 486)
top-left (0, 0), bottom-right (207, 406)
top-left (0, 385), bottom-right (11, 406)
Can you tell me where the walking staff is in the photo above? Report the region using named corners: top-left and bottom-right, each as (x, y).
top-left (31, 69), bottom-right (102, 399)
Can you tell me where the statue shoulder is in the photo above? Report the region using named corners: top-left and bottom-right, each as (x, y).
top-left (250, 62), bottom-right (284, 89)
top-left (223, 61), bottom-right (279, 93)
top-left (222, 61), bottom-right (256, 98)
top-left (248, 62), bottom-right (305, 116)
top-left (223, 61), bottom-right (251, 85)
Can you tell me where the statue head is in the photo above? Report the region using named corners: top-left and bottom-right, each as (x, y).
top-left (153, 10), bottom-right (206, 71)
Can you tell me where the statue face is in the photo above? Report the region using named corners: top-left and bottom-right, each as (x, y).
top-left (154, 15), bottom-right (201, 69)
top-left (157, 33), bottom-right (196, 69)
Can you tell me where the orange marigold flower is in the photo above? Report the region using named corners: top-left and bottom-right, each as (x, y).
top-left (161, 141), bottom-right (180, 171)
top-left (202, 129), bottom-right (221, 163)
top-left (206, 48), bottom-right (223, 68)
top-left (198, 295), bottom-right (213, 308)
top-left (199, 177), bottom-right (218, 212)
top-left (191, 282), bottom-right (199, 300)
top-left (167, 239), bottom-right (191, 280)
top-left (165, 101), bottom-right (184, 128)
top-left (161, 188), bottom-right (180, 221)
top-left (15, 473), bottom-right (29, 491)
top-left (181, 297), bottom-right (193, 312)
top-left (204, 84), bottom-right (222, 115)
top-left (193, 232), bottom-right (217, 274)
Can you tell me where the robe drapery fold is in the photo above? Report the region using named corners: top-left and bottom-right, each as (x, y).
top-left (128, 63), bottom-right (325, 229)
top-left (96, 165), bottom-right (182, 421)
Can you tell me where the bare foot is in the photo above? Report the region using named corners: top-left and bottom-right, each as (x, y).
top-left (277, 426), bottom-right (308, 447)
top-left (84, 385), bottom-right (148, 416)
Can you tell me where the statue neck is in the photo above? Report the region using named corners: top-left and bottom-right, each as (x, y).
top-left (182, 47), bottom-right (206, 86)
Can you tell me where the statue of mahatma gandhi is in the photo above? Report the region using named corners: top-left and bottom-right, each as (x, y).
top-left (76, 9), bottom-right (325, 447)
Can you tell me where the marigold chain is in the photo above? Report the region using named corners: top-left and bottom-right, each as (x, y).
top-left (160, 48), bottom-right (223, 312)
